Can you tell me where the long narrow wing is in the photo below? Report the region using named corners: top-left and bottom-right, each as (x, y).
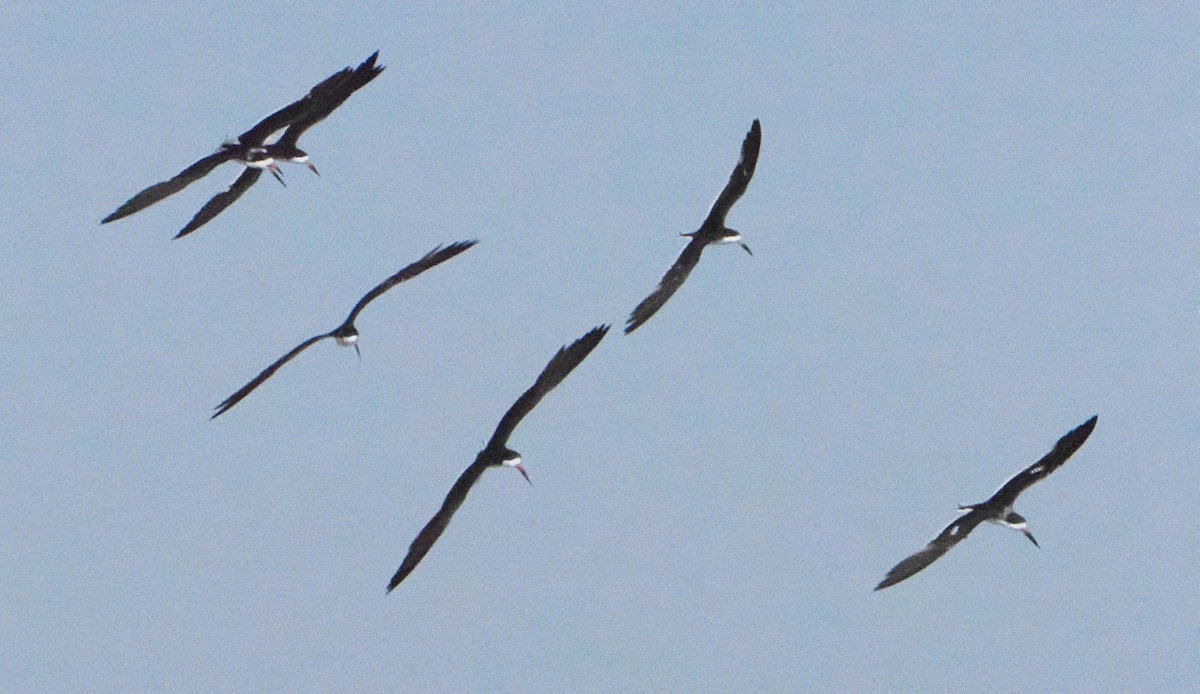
top-left (700, 119), bottom-right (761, 229)
top-left (210, 333), bottom-right (333, 419)
top-left (276, 51), bottom-right (385, 147)
top-left (624, 236), bottom-right (706, 334)
top-left (343, 240), bottom-right (478, 325)
top-left (101, 150), bottom-right (236, 224)
top-left (236, 60), bottom-right (361, 145)
top-left (174, 167), bottom-right (264, 239)
top-left (387, 458), bottom-right (490, 591)
top-left (989, 415), bottom-right (1098, 507)
top-left (486, 325), bottom-right (610, 450)
top-left (875, 510), bottom-right (986, 590)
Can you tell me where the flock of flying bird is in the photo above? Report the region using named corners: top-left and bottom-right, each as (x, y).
top-left (102, 51), bottom-right (1098, 594)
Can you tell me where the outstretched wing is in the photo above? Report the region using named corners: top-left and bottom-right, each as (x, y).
top-left (211, 333), bottom-right (333, 419)
top-left (624, 236), bottom-right (705, 334)
top-left (701, 119), bottom-right (761, 229)
top-left (276, 51), bottom-right (385, 147)
top-left (875, 510), bottom-right (986, 591)
top-left (235, 58), bottom-right (364, 146)
top-left (487, 325), bottom-right (610, 449)
top-left (343, 240), bottom-right (478, 325)
top-left (174, 167), bottom-right (264, 239)
top-left (101, 150), bottom-right (236, 224)
top-left (989, 415), bottom-right (1098, 507)
top-left (387, 458), bottom-right (490, 591)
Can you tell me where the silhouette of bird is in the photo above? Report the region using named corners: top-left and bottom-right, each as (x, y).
top-left (102, 51), bottom-right (384, 238)
top-left (211, 241), bottom-right (476, 419)
top-left (387, 324), bottom-right (610, 592)
top-left (625, 119), bottom-right (760, 334)
top-left (875, 415), bottom-right (1098, 590)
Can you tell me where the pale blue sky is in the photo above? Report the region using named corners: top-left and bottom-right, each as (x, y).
top-left (2, 3), bottom-right (1196, 691)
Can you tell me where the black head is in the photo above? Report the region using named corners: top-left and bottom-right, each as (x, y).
top-left (332, 324), bottom-right (360, 358)
top-left (1005, 512), bottom-right (1039, 547)
top-left (497, 447), bottom-right (530, 485)
top-left (265, 144), bottom-right (318, 174)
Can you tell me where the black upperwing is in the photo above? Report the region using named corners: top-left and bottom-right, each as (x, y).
top-left (174, 166), bottom-right (264, 239)
top-left (275, 51), bottom-right (385, 148)
top-left (342, 240), bottom-right (477, 326)
top-left (235, 54), bottom-right (375, 146)
top-left (624, 236), bottom-right (706, 335)
top-left (101, 149), bottom-right (237, 224)
top-left (387, 456), bottom-right (490, 592)
top-left (211, 333), bottom-right (333, 420)
top-left (875, 509), bottom-right (987, 591)
top-left (700, 119), bottom-right (761, 230)
top-left (487, 325), bottom-right (610, 450)
top-left (987, 415), bottom-right (1098, 508)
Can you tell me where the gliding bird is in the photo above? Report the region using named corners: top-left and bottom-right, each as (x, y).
top-left (625, 119), bottom-right (760, 334)
top-left (211, 241), bottom-right (476, 419)
top-left (102, 51), bottom-right (384, 238)
top-left (875, 415), bottom-right (1098, 591)
top-left (386, 324), bottom-right (610, 592)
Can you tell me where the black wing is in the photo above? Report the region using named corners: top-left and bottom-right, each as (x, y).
top-left (275, 51), bottom-right (385, 148)
top-left (174, 167), bottom-right (264, 239)
top-left (342, 240), bottom-right (478, 326)
top-left (624, 236), bottom-right (706, 334)
top-left (211, 334), bottom-right (333, 419)
top-left (101, 150), bottom-right (237, 224)
top-left (875, 510), bottom-right (987, 590)
top-left (700, 119), bottom-right (761, 229)
top-left (486, 325), bottom-right (610, 449)
top-left (235, 56), bottom-right (368, 146)
top-left (988, 415), bottom-right (1098, 508)
top-left (387, 457), bottom-right (490, 591)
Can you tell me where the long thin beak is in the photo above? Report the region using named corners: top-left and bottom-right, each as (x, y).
top-left (306, 161), bottom-right (320, 176)
top-left (740, 242), bottom-right (753, 256)
top-left (352, 343), bottom-right (361, 361)
top-left (1023, 528), bottom-right (1039, 547)
top-left (268, 163), bottom-right (286, 187)
top-left (514, 462), bottom-right (531, 486)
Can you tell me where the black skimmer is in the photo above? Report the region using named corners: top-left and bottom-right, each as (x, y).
top-left (386, 324), bottom-right (610, 592)
top-left (211, 241), bottom-right (476, 419)
top-left (624, 119), bottom-right (760, 334)
top-left (874, 415), bottom-right (1098, 591)
top-left (102, 51), bottom-right (384, 239)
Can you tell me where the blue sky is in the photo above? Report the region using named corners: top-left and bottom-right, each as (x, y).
top-left (2, 3), bottom-right (1195, 691)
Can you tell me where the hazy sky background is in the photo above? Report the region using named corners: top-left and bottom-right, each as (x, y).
top-left (2, 3), bottom-right (1195, 691)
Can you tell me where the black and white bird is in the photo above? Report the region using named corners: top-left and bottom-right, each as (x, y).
top-left (102, 51), bottom-right (384, 239)
top-left (386, 324), bottom-right (610, 592)
top-left (211, 241), bottom-right (476, 419)
top-left (625, 119), bottom-right (760, 334)
top-left (875, 415), bottom-right (1098, 591)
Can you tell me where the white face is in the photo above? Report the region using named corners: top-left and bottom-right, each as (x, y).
top-left (716, 232), bottom-right (744, 244)
top-left (502, 456), bottom-right (522, 468)
top-left (335, 334), bottom-right (358, 346)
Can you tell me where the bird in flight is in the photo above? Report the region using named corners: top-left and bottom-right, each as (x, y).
top-left (625, 119), bottom-right (760, 334)
top-left (875, 415), bottom-right (1098, 591)
top-left (211, 241), bottom-right (477, 419)
top-left (387, 324), bottom-right (610, 592)
top-left (102, 51), bottom-right (384, 239)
